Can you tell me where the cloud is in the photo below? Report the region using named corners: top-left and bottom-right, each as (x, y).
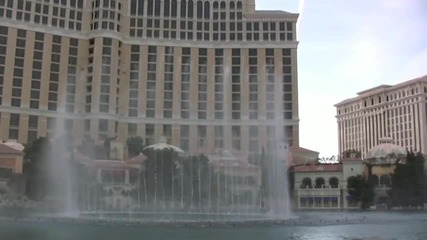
top-left (298, 91), bottom-right (339, 157)
top-left (335, 37), bottom-right (384, 82)
top-left (381, 0), bottom-right (418, 8)
top-left (329, 0), bottom-right (424, 85)
top-left (289, 0), bottom-right (427, 157)
top-left (393, 47), bottom-right (427, 83)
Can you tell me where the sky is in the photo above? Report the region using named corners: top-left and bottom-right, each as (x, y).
top-left (256, 0), bottom-right (427, 157)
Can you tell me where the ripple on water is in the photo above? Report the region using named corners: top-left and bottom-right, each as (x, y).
top-left (0, 212), bottom-right (427, 240)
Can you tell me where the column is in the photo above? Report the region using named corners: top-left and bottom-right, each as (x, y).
top-left (97, 168), bottom-right (102, 183)
top-left (125, 169), bottom-right (130, 184)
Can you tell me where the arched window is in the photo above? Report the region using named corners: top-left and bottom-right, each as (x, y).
top-left (171, 0), bottom-right (177, 17)
top-left (380, 174), bottom-right (391, 187)
top-left (154, 0), bottom-right (161, 16)
top-left (301, 177), bottom-right (312, 189)
top-left (315, 177), bottom-right (325, 188)
top-left (329, 177), bottom-right (339, 188)
top-left (213, 1), bottom-right (218, 9)
top-left (164, 0), bottom-right (170, 16)
top-left (197, 1), bottom-right (203, 18)
top-left (188, 0), bottom-right (194, 18)
top-left (204, 1), bottom-right (210, 19)
top-left (180, 0), bottom-right (187, 17)
top-left (147, 0), bottom-right (153, 16)
top-left (230, 1), bottom-right (235, 9)
top-left (236, 1), bottom-right (242, 9)
top-left (220, 1), bottom-right (226, 9)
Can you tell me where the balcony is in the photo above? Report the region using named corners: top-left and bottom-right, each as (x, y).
top-left (297, 186), bottom-right (341, 196)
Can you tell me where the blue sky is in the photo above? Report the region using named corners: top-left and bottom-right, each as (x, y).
top-left (256, 0), bottom-right (427, 157)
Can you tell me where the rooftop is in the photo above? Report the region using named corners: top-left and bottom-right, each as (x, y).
top-left (365, 138), bottom-right (406, 160)
top-left (294, 164), bottom-right (342, 173)
top-left (357, 84), bottom-right (392, 96)
top-left (254, 10), bottom-right (296, 15)
top-left (290, 146), bottom-right (319, 155)
top-left (335, 75), bottom-right (427, 107)
top-left (0, 143), bottom-right (24, 155)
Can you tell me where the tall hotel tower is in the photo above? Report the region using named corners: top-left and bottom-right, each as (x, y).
top-left (335, 75), bottom-right (427, 157)
top-left (0, 0), bottom-right (299, 155)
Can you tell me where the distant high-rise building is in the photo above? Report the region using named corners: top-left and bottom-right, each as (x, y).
top-left (0, 0), bottom-right (299, 155)
top-left (335, 75), bottom-right (427, 157)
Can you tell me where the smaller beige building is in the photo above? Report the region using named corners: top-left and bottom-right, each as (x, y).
top-left (294, 153), bottom-right (364, 209)
top-left (295, 137), bottom-right (414, 210)
top-left (0, 140), bottom-right (25, 195)
top-left (294, 164), bottom-right (342, 209)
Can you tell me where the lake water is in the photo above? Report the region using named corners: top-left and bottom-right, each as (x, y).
top-left (1, 212), bottom-right (426, 240)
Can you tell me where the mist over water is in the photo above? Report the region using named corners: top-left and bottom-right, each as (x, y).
top-left (44, 112), bottom-right (78, 217)
top-left (263, 70), bottom-right (292, 219)
top-left (31, 60), bottom-right (294, 222)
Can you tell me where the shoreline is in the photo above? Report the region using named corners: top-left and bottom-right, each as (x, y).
top-left (1, 211), bottom-right (425, 228)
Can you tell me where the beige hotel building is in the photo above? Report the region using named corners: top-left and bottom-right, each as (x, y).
top-left (335, 75), bottom-right (427, 158)
top-left (0, 0), bottom-right (299, 155)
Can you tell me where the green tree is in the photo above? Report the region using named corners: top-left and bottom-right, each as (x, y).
top-left (347, 175), bottom-right (374, 209)
top-left (389, 151), bottom-right (425, 207)
top-left (23, 137), bottom-right (52, 201)
top-left (126, 136), bottom-right (144, 158)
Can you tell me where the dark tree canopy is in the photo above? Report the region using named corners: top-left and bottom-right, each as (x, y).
top-left (388, 151), bottom-right (426, 207)
top-left (347, 175), bottom-right (374, 209)
top-left (127, 136), bottom-right (144, 158)
top-left (23, 137), bottom-right (52, 200)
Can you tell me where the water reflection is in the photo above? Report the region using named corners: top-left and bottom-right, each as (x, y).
top-left (1, 213), bottom-right (427, 240)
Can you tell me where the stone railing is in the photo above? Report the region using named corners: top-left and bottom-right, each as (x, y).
top-left (297, 188), bottom-right (341, 196)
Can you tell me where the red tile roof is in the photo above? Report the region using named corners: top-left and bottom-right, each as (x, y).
top-left (0, 144), bottom-right (24, 155)
top-left (290, 146), bottom-right (319, 154)
top-left (294, 164), bottom-right (342, 173)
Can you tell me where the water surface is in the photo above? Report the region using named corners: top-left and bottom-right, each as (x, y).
top-left (1, 212), bottom-right (426, 240)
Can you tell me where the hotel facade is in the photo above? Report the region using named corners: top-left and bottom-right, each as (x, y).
top-left (335, 75), bottom-right (427, 158)
top-left (0, 0), bottom-right (299, 155)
